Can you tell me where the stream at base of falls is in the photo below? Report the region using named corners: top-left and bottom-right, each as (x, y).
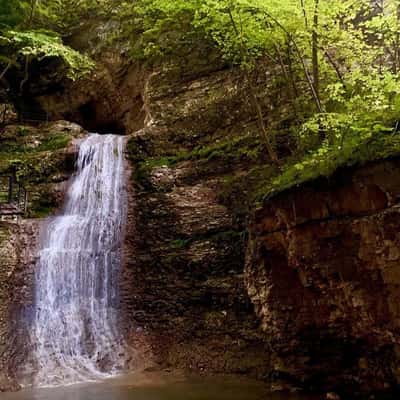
top-left (2, 373), bottom-right (318, 400)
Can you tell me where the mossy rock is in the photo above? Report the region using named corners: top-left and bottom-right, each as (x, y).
top-left (0, 121), bottom-right (84, 218)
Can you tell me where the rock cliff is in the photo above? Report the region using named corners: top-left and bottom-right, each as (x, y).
top-left (246, 159), bottom-right (400, 397)
top-left (119, 59), bottom-right (400, 398)
top-left (120, 64), bottom-right (279, 378)
top-left (0, 220), bottom-right (39, 391)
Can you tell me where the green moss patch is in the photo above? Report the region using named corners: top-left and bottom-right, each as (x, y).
top-left (129, 131), bottom-right (267, 189)
top-left (220, 131), bottom-right (400, 210)
top-left (258, 132), bottom-right (400, 202)
top-left (0, 125), bottom-right (76, 217)
top-left (129, 116), bottom-right (400, 220)
top-left (36, 134), bottom-right (71, 152)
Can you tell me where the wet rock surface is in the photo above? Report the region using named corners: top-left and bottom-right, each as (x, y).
top-left (121, 64), bottom-right (276, 378)
top-left (246, 159), bottom-right (400, 397)
top-left (122, 170), bottom-right (271, 377)
top-left (0, 220), bottom-right (40, 392)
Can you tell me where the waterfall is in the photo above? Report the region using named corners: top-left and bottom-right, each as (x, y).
top-left (31, 134), bottom-right (127, 387)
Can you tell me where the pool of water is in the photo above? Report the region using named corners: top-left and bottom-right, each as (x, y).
top-left (1, 373), bottom-right (317, 400)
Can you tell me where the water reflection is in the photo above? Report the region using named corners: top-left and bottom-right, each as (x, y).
top-left (2, 374), bottom-right (316, 400)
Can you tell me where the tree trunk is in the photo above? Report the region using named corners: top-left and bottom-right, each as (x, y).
top-left (246, 72), bottom-right (279, 164)
top-left (261, 9), bottom-right (323, 113)
top-left (322, 48), bottom-right (346, 87)
top-left (19, 55), bottom-right (30, 94)
top-left (312, 0), bottom-right (320, 99)
top-left (27, 0), bottom-right (38, 27)
top-left (228, 6), bottom-right (279, 164)
top-left (0, 62), bottom-right (12, 82)
top-left (272, 42), bottom-right (299, 121)
top-left (300, 0), bottom-right (309, 28)
top-left (286, 40), bottom-right (299, 98)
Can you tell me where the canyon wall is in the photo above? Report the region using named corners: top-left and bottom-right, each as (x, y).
top-left (0, 222), bottom-right (22, 391)
top-left (246, 159), bottom-right (400, 397)
top-left (119, 59), bottom-right (400, 397)
top-left (2, 23), bottom-right (400, 398)
top-left (120, 64), bottom-right (280, 377)
top-left (0, 220), bottom-right (39, 391)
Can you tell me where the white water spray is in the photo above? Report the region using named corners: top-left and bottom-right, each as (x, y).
top-left (31, 134), bottom-right (126, 387)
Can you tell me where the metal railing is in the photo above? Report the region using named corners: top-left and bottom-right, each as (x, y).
top-left (18, 110), bottom-right (49, 124)
top-left (0, 169), bottom-right (28, 216)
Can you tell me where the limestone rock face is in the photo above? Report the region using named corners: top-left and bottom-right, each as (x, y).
top-left (29, 19), bottom-right (149, 136)
top-left (120, 62), bottom-right (285, 377)
top-left (0, 223), bottom-right (19, 391)
top-left (36, 57), bottom-right (147, 135)
top-left (120, 50), bottom-right (400, 397)
top-left (0, 221), bottom-right (40, 392)
top-left (246, 159), bottom-right (400, 397)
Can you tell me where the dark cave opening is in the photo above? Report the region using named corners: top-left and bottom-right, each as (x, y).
top-left (74, 101), bottom-right (127, 135)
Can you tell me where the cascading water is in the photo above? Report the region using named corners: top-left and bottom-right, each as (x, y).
top-left (31, 134), bottom-right (127, 387)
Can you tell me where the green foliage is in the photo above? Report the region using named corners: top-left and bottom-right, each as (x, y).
top-left (0, 0), bottom-right (110, 32)
top-left (123, 0), bottom-right (288, 67)
top-left (119, 0), bottom-right (206, 64)
top-left (255, 130), bottom-right (400, 203)
top-left (38, 0), bottom-right (113, 34)
top-left (0, 0), bottom-right (96, 105)
top-left (124, 0), bottom-right (400, 204)
top-left (0, 0), bottom-right (25, 28)
top-left (2, 29), bottom-right (94, 79)
top-left (0, 126), bottom-right (76, 217)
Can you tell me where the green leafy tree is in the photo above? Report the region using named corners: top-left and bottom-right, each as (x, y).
top-left (119, 0), bottom-right (400, 170)
top-left (0, 0), bottom-right (26, 28)
top-left (37, 0), bottom-right (110, 35)
top-left (0, 0), bottom-right (95, 114)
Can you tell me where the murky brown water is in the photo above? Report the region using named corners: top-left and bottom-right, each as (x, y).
top-left (1, 373), bottom-right (318, 400)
